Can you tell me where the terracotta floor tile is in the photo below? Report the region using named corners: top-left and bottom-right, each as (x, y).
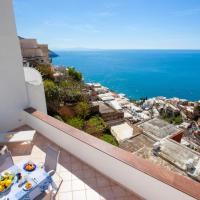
top-left (71, 169), bottom-right (84, 180)
top-left (84, 177), bottom-right (97, 190)
top-left (83, 168), bottom-right (96, 179)
top-left (59, 163), bottom-right (71, 172)
top-left (96, 176), bottom-right (111, 188)
top-left (97, 187), bottom-right (115, 200)
top-left (59, 151), bottom-right (71, 163)
top-left (112, 185), bottom-right (127, 198)
top-left (71, 160), bottom-right (83, 171)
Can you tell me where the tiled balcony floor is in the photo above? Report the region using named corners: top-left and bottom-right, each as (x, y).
top-left (8, 126), bottom-right (143, 200)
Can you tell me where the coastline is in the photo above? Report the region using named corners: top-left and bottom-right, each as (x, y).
top-left (53, 49), bottom-right (200, 101)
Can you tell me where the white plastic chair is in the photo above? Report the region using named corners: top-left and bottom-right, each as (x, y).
top-left (44, 146), bottom-right (60, 175)
top-left (44, 146), bottom-right (63, 199)
top-left (0, 151), bottom-right (14, 172)
top-left (0, 145), bottom-right (8, 155)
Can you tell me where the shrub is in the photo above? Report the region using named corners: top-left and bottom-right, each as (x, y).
top-left (174, 115), bottom-right (183, 125)
top-left (44, 80), bottom-right (59, 113)
top-left (85, 116), bottom-right (106, 136)
top-left (59, 80), bottom-right (83, 103)
top-left (58, 106), bottom-right (75, 120)
top-left (36, 64), bottom-right (54, 80)
top-left (193, 105), bottom-right (200, 120)
top-left (100, 134), bottom-right (119, 146)
top-left (67, 117), bottom-right (84, 130)
top-left (67, 67), bottom-right (82, 82)
top-left (75, 102), bottom-right (90, 119)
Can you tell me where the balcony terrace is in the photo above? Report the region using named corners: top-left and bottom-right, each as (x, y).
top-left (2, 108), bottom-right (199, 200)
top-left (10, 125), bottom-right (142, 200)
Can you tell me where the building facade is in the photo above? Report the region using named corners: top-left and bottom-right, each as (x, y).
top-left (0, 0), bottom-right (46, 131)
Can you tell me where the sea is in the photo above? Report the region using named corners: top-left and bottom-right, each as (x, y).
top-left (53, 50), bottom-right (200, 101)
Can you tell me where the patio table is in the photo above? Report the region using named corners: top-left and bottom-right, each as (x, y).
top-left (0, 160), bottom-right (52, 200)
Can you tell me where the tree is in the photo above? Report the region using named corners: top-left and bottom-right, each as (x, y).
top-left (193, 104), bottom-right (200, 120)
top-left (67, 67), bottom-right (82, 82)
top-left (43, 80), bottom-right (59, 114)
top-left (75, 102), bottom-right (90, 119)
top-left (67, 117), bottom-right (84, 130)
top-left (59, 80), bottom-right (83, 103)
top-left (85, 116), bottom-right (106, 136)
top-left (36, 64), bottom-right (54, 80)
top-left (174, 115), bottom-right (183, 125)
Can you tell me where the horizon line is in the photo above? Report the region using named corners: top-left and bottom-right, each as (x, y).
top-left (52, 48), bottom-right (200, 51)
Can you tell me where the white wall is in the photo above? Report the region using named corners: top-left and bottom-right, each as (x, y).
top-left (23, 111), bottom-right (196, 200)
top-left (24, 67), bottom-right (47, 114)
top-left (0, 0), bottom-right (28, 131)
top-left (25, 84), bottom-right (47, 114)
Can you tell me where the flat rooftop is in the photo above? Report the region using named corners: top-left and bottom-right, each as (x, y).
top-left (159, 139), bottom-right (200, 172)
top-left (139, 118), bottom-right (179, 140)
top-left (120, 134), bottom-right (154, 153)
top-left (92, 101), bottom-right (116, 114)
top-left (135, 146), bottom-right (187, 177)
top-left (9, 125), bottom-right (142, 200)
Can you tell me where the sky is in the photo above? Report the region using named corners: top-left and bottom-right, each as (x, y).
top-left (13, 0), bottom-right (200, 50)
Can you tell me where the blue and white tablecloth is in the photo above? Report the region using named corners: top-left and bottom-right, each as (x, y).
top-left (0, 160), bottom-right (52, 200)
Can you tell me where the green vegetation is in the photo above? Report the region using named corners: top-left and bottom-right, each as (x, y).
top-left (59, 80), bottom-right (83, 103)
top-left (85, 116), bottom-right (106, 136)
top-left (68, 67), bottom-right (82, 82)
top-left (173, 115), bottom-right (183, 124)
top-left (75, 102), bottom-right (90, 119)
top-left (195, 105), bottom-right (200, 111)
top-left (37, 64), bottom-right (118, 146)
top-left (129, 98), bottom-right (137, 103)
top-left (43, 80), bottom-right (58, 100)
top-left (161, 113), bottom-right (183, 125)
top-left (67, 117), bottom-right (84, 130)
top-left (43, 80), bottom-right (60, 114)
top-left (193, 105), bottom-right (200, 120)
top-left (36, 64), bottom-right (54, 80)
top-left (100, 134), bottom-right (118, 146)
top-left (58, 106), bottom-right (75, 120)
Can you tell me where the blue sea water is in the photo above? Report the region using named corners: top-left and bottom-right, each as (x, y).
top-left (53, 50), bottom-right (200, 101)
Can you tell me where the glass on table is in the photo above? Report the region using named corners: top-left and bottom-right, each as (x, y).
top-left (38, 162), bottom-right (44, 169)
top-left (18, 174), bottom-right (28, 187)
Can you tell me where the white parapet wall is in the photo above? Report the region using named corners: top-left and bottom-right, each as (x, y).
top-left (22, 110), bottom-right (197, 200)
top-left (24, 67), bottom-right (47, 114)
top-left (0, 0), bottom-right (28, 131)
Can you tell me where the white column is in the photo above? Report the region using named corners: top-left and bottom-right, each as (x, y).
top-left (0, 0), bottom-right (28, 131)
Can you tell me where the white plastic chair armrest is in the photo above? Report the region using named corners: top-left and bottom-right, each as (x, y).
top-left (47, 170), bottom-right (55, 177)
top-left (0, 145), bottom-right (8, 155)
